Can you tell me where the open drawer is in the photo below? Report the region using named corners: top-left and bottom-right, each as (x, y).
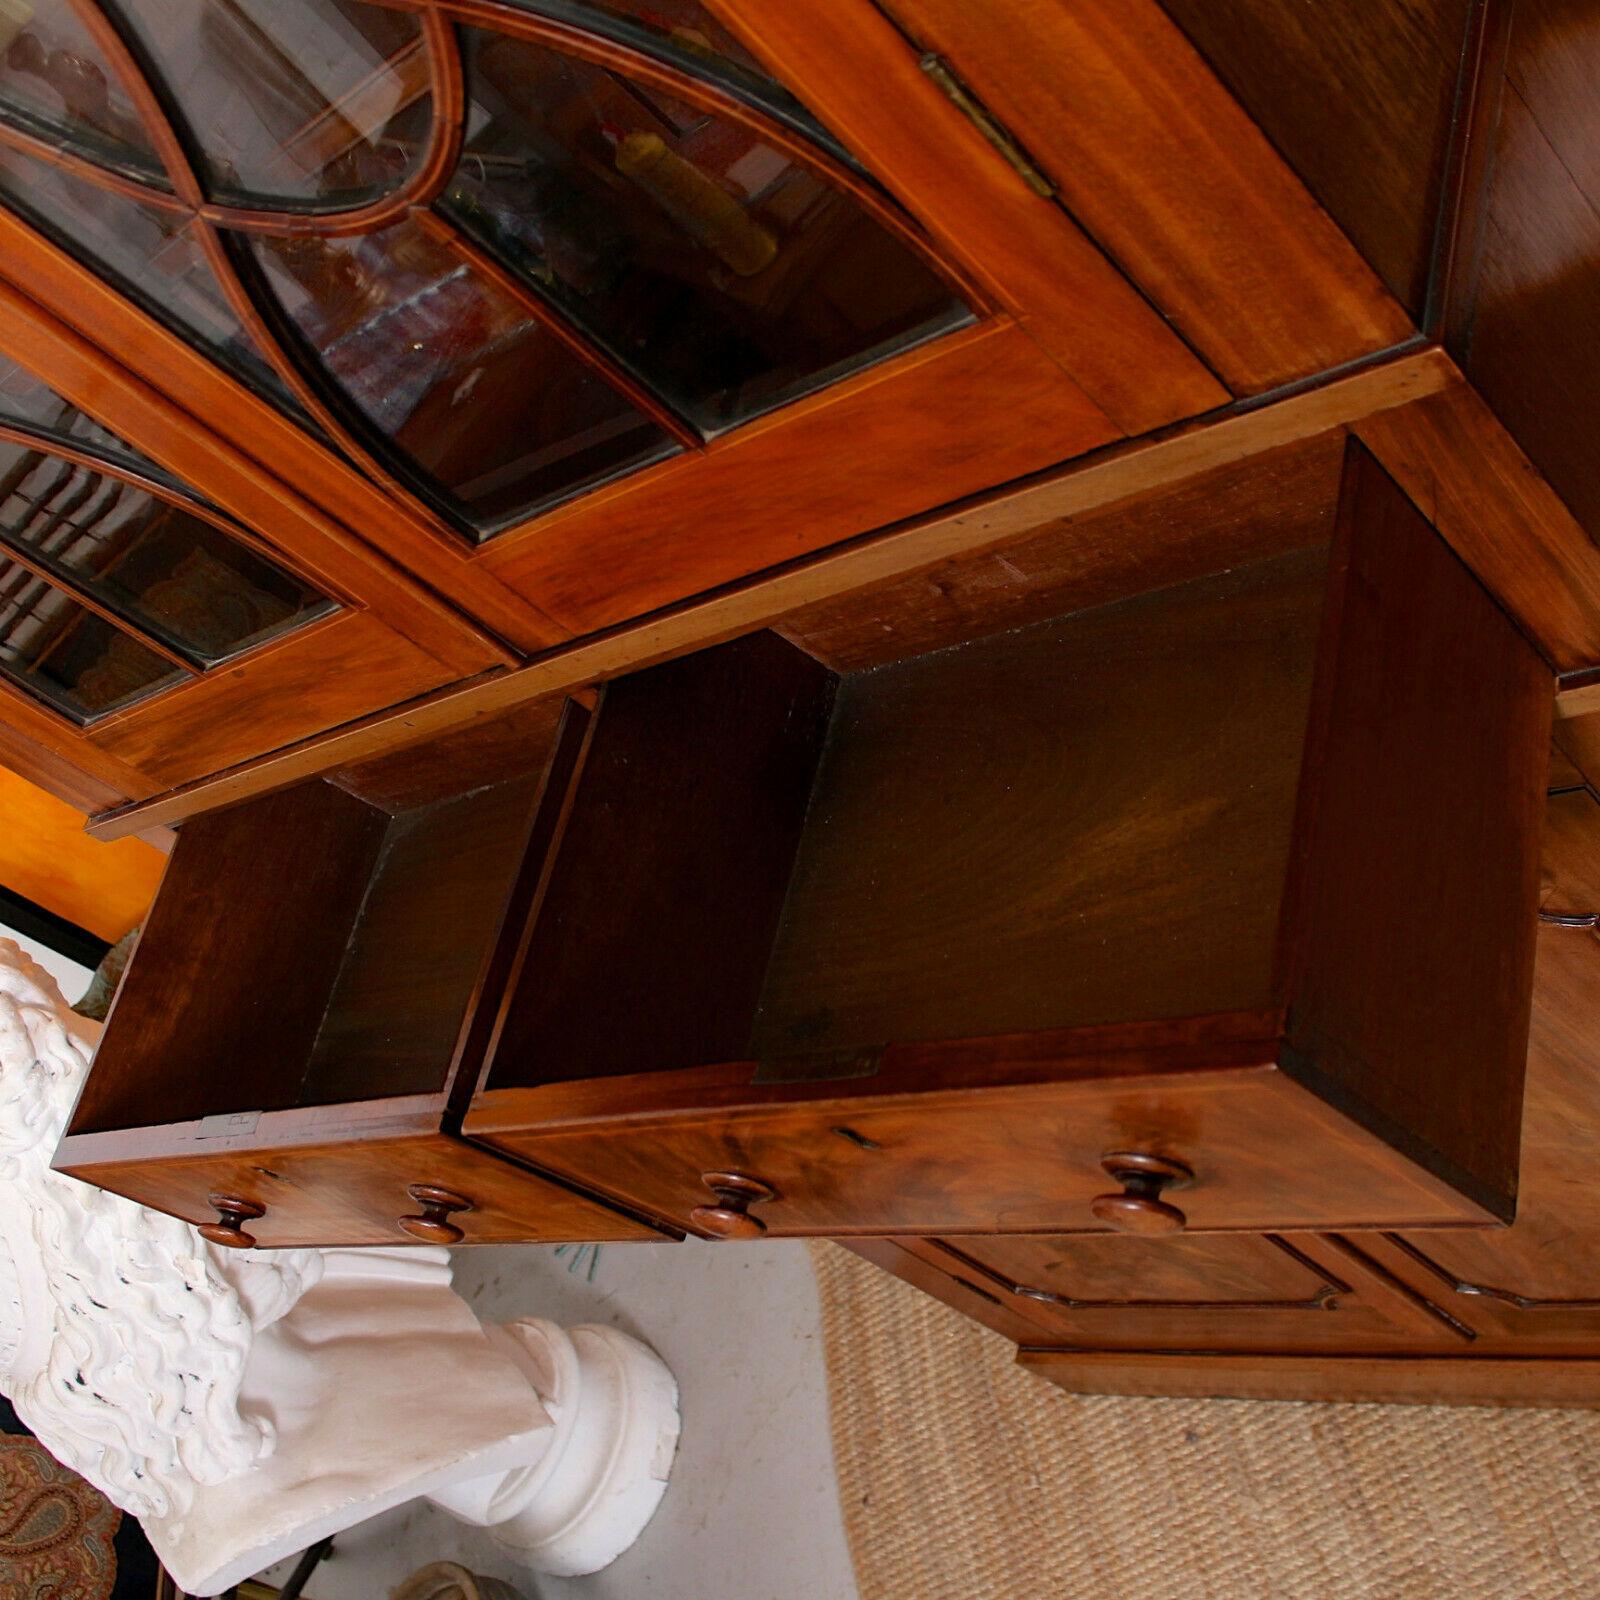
top-left (60, 1128), bottom-right (657, 1251)
top-left (53, 700), bottom-right (672, 1248)
top-left (465, 1021), bottom-right (1508, 1240)
top-left (465, 444), bottom-right (1551, 1240)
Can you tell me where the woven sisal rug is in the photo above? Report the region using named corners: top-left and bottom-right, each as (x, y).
top-left (810, 1242), bottom-right (1600, 1600)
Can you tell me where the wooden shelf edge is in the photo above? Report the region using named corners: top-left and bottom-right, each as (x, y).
top-left (83, 346), bottom-right (1456, 842)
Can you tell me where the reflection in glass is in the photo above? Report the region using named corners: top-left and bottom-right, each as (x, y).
top-left (575, 0), bottom-right (772, 78)
top-left (252, 214), bottom-right (678, 531)
top-left (115, 0), bottom-right (431, 210)
top-left (0, 149), bottom-right (296, 407)
top-left (498, 0), bottom-right (840, 157)
top-left (0, 0), bottom-right (164, 179)
top-left (0, 556), bottom-right (184, 720)
top-left (443, 31), bottom-right (969, 433)
top-left (0, 2), bottom-right (971, 542)
top-left (0, 355), bottom-right (158, 473)
top-left (0, 436), bottom-right (333, 662)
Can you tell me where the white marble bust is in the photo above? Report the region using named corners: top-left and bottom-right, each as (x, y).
top-left (0, 939), bottom-right (678, 1593)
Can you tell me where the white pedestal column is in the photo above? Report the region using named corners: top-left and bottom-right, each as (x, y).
top-left (427, 1318), bottom-right (681, 1577)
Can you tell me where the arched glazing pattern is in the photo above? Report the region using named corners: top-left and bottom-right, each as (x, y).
top-left (0, 148), bottom-right (300, 407)
top-left (0, 358), bottom-right (336, 720)
top-left (0, 0), bottom-right (975, 542)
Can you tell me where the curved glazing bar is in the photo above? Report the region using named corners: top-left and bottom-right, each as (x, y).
top-left (442, 28), bottom-right (969, 435)
top-left (108, 0), bottom-right (435, 212)
top-left (246, 213), bottom-right (679, 533)
top-left (0, 147), bottom-right (303, 411)
top-left (491, 0), bottom-right (858, 171)
top-left (0, 0), bottom-right (167, 182)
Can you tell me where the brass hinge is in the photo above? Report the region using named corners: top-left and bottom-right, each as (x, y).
top-left (917, 52), bottom-right (1057, 198)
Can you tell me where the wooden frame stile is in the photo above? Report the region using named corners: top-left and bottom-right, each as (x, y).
top-left (468, 0), bottom-right (1233, 630)
top-left (0, 669), bottom-right (158, 810)
top-left (734, 0), bottom-right (1416, 395)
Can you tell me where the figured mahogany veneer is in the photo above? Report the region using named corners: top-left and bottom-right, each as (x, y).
top-left (69, 1134), bottom-right (662, 1250)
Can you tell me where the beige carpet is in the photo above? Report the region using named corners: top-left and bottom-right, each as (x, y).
top-left (810, 1242), bottom-right (1600, 1600)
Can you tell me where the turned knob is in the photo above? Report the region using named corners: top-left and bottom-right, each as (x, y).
top-left (690, 1172), bottom-right (775, 1239)
top-left (1090, 1151), bottom-right (1194, 1234)
top-left (199, 1193), bottom-right (265, 1250)
top-left (399, 1184), bottom-right (474, 1245)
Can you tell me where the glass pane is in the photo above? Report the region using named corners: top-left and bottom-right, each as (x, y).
top-left (498, 0), bottom-right (837, 154)
top-left (251, 214), bottom-right (678, 532)
top-left (0, 148), bottom-right (298, 408)
top-left (115, 0), bottom-right (432, 210)
top-left (0, 437), bottom-right (333, 662)
top-left (444, 31), bottom-right (971, 433)
top-left (0, 355), bottom-right (161, 474)
top-left (579, 0), bottom-right (769, 75)
top-left (0, 558), bottom-right (183, 720)
top-left (0, 0), bottom-right (165, 179)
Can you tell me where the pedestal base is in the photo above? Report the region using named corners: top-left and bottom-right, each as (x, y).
top-left (427, 1319), bottom-right (680, 1577)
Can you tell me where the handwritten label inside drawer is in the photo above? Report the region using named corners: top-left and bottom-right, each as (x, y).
top-left (196, 1111), bottom-right (262, 1140)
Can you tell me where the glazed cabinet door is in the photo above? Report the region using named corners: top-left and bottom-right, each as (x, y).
top-left (853, 1231), bottom-right (1472, 1355)
top-left (0, 0), bottom-right (1253, 646)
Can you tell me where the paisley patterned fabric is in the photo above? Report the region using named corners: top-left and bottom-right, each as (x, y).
top-left (0, 1432), bottom-right (120, 1600)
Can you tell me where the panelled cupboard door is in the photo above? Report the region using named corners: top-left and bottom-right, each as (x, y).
top-left (0, 358), bottom-right (501, 799)
top-left (1375, 789), bottom-right (1600, 1353)
top-left (0, 0), bottom-right (1228, 644)
top-left (852, 1233), bottom-right (1474, 1355)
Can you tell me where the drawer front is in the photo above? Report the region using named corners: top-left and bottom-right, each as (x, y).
top-left (905, 1233), bottom-right (1470, 1354)
top-left (475, 1065), bottom-right (1493, 1239)
top-left (60, 1134), bottom-right (666, 1248)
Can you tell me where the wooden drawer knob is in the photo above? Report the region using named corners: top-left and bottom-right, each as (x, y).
top-left (198, 1193), bottom-right (265, 1250)
top-left (399, 1184), bottom-right (474, 1245)
top-left (690, 1172), bottom-right (776, 1240)
top-left (1090, 1152), bottom-right (1194, 1235)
